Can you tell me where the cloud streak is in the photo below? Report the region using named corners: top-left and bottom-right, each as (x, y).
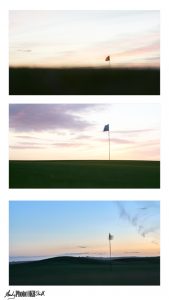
top-left (112, 129), bottom-right (158, 135)
top-left (17, 49), bottom-right (32, 53)
top-left (116, 202), bottom-right (159, 242)
top-left (111, 42), bottom-right (159, 60)
top-left (10, 141), bottom-right (86, 150)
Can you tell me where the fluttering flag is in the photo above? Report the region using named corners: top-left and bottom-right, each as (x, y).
top-left (109, 233), bottom-right (114, 240)
top-left (103, 124), bottom-right (109, 132)
top-left (105, 55), bottom-right (110, 61)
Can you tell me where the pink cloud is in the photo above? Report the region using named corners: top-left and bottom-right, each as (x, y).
top-left (111, 42), bottom-right (159, 60)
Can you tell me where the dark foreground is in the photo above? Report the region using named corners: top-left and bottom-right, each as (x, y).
top-left (9, 256), bottom-right (160, 285)
top-left (9, 67), bottom-right (160, 95)
top-left (9, 160), bottom-right (160, 188)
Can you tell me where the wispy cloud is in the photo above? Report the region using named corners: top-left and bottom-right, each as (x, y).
top-left (123, 251), bottom-right (141, 254)
top-left (116, 202), bottom-right (160, 243)
top-left (10, 144), bottom-right (45, 149)
top-left (52, 142), bottom-right (85, 148)
top-left (140, 207), bottom-right (149, 210)
top-left (112, 129), bottom-right (158, 135)
top-left (111, 41), bottom-right (159, 60)
top-left (9, 103), bottom-right (160, 160)
top-left (152, 241), bottom-right (159, 245)
top-left (17, 49), bottom-right (32, 53)
top-left (63, 252), bottom-right (89, 256)
top-left (110, 138), bottom-right (134, 144)
top-left (10, 141), bottom-right (85, 150)
top-left (14, 135), bottom-right (51, 141)
top-left (139, 226), bottom-right (159, 238)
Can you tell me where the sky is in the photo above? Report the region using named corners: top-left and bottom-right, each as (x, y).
top-left (9, 201), bottom-right (160, 259)
top-left (9, 10), bottom-right (160, 68)
top-left (9, 104), bottom-right (160, 161)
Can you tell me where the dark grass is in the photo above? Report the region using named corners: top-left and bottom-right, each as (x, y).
top-left (9, 67), bottom-right (160, 95)
top-left (9, 256), bottom-right (160, 285)
top-left (9, 160), bottom-right (160, 188)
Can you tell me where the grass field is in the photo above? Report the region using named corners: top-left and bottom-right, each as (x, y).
top-left (9, 256), bottom-right (160, 285)
top-left (9, 160), bottom-right (160, 188)
top-left (9, 67), bottom-right (160, 95)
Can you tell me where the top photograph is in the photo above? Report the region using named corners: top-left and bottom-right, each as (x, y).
top-left (9, 10), bottom-right (160, 95)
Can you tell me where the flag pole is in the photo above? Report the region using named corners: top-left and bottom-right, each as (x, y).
top-left (108, 130), bottom-right (110, 160)
top-left (103, 124), bottom-right (110, 160)
top-left (109, 238), bottom-right (112, 260)
top-left (105, 55), bottom-right (110, 68)
top-left (108, 233), bottom-right (114, 270)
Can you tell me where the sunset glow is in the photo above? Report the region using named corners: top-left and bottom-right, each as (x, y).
top-left (9, 104), bottom-right (160, 161)
top-left (9, 201), bottom-right (160, 258)
top-left (9, 11), bottom-right (160, 68)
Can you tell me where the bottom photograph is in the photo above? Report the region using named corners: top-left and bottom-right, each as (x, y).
top-left (9, 201), bottom-right (160, 286)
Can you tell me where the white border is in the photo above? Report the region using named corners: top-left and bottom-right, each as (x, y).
top-left (1, 1), bottom-right (169, 300)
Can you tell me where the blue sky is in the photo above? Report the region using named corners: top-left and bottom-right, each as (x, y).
top-left (9, 201), bottom-right (160, 258)
top-left (9, 104), bottom-right (160, 161)
top-left (9, 10), bottom-right (160, 68)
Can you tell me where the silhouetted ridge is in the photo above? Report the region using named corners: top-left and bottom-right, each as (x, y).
top-left (9, 67), bottom-right (160, 95)
top-left (9, 256), bottom-right (160, 285)
top-left (12, 256), bottom-right (160, 266)
top-left (23, 256), bottom-right (109, 265)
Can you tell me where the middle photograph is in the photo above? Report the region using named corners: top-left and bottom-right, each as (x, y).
top-left (9, 103), bottom-right (160, 189)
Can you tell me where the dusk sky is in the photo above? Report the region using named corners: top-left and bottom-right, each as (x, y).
top-left (9, 201), bottom-right (160, 258)
top-left (9, 104), bottom-right (160, 161)
top-left (9, 10), bottom-right (160, 68)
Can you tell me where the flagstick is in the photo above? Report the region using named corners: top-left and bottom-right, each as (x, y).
top-left (109, 238), bottom-right (112, 260)
top-left (109, 238), bottom-right (112, 271)
top-left (108, 131), bottom-right (110, 160)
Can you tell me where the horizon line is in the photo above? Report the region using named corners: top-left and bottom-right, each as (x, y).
top-left (9, 254), bottom-right (160, 262)
top-left (9, 65), bottom-right (160, 70)
top-left (9, 159), bottom-right (160, 162)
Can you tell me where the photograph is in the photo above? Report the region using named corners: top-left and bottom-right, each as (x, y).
top-left (9, 201), bottom-right (160, 286)
top-left (9, 103), bottom-right (160, 188)
top-left (9, 10), bottom-right (160, 95)
top-left (1, 0), bottom-right (169, 299)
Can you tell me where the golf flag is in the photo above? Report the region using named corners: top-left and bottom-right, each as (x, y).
top-left (109, 233), bottom-right (114, 240)
top-left (103, 124), bottom-right (109, 132)
top-left (105, 55), bottom-right (110, 61)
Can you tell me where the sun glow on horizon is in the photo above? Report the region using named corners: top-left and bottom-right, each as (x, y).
top-left (9, 103), bottom-right (160, 161)
top-left (9, 10), bottom-right (160, 69)
top-left (9, 201), bottom-right (160, 258)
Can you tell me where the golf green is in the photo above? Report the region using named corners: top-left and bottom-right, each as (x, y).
top-left (9, 160), bottom-right (160, 188)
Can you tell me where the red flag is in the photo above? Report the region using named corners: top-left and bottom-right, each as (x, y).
top-left (105, 55), bottom-right (110, 61)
